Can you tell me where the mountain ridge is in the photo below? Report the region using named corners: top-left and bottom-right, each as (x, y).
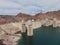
top-left (0, 10), bottom-right (60, 24)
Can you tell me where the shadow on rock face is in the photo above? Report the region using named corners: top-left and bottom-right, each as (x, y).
top-left (0, 39), bottom-right (6, 45)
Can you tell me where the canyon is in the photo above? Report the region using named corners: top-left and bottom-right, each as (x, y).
top-left (0, 10), bottom-right (60, 45)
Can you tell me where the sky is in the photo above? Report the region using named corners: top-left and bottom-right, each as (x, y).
top-left (0, 0), bottom-right (60, 15)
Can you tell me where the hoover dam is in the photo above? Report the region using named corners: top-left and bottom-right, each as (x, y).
top-left (0, 10), bottom-right (60, 45)
top-left (0, 18), bottom-right (60, 45)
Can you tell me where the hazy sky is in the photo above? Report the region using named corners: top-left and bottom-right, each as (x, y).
top-left (0, 0), bottom-right (60, 15)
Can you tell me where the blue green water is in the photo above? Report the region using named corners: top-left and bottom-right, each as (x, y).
top-left (18, 25), bottom-right (60, 45)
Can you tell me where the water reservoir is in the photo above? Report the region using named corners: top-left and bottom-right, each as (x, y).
top-left (18, 25), bottom-right (60, 45)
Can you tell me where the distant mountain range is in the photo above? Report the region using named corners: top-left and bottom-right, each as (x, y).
top-left (0, 10), bottom-right (60, 24)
